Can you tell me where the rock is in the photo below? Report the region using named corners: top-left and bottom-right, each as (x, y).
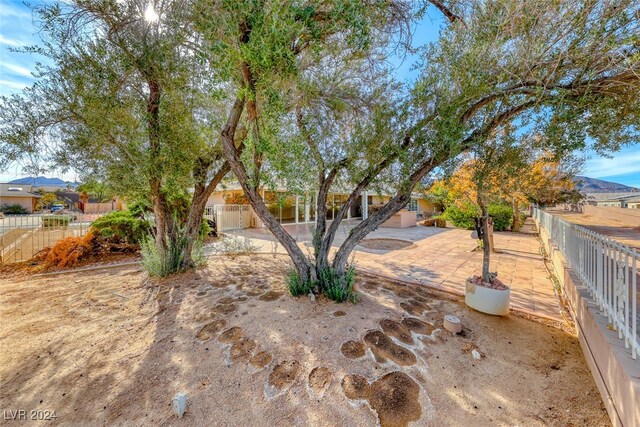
top-left (308, 293), bottom-right (316, 302)
top-left (443, 315), bottom-right (462, 334)
top-left (172, 392), bottom-right (187, 418)
top-left (471, 349), bottom-right (482, 360)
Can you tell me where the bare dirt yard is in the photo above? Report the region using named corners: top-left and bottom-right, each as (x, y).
top-left (0, 255), bottom-right (609, 426)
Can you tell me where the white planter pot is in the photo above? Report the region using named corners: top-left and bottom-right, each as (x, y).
top-left (465, 279), bottom-right (510, 316)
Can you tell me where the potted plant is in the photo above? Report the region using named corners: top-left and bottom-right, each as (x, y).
top-left (465, 273), bottom-right (510, 316)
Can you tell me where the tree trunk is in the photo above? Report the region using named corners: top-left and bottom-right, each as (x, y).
top-left (511, 198), bottom-right (519, 232)
top-left (478, 198), bottom-right (491, 283)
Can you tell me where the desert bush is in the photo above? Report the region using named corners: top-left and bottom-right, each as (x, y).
top-left (91, 210), bottom-right (151, 243)
top-left (42, 215), bottom-right (71, 227)
top-left (320, 264), bottom-right (359, 303)
top-left (141, 234), bottom-right (203, 277)
top-left (213, 235), bottom-right (259, 255)
top-left (0, 204), bottom-right (28, 214)
top-left (44, 231), bottom-right (97, 268)
top-left (488, 204), bottom-right (513, 231)
top-left (286, 269), bottom-right (314, 297)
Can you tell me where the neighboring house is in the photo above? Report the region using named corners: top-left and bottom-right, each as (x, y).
top-left (583, 192), bottom-right (639, 208)
top-left (626, 196), bottom-right (640, 209)
top-left (206, 183), bottom-right (437, 229)
top-left (0, 183), bottom-right (40, 213)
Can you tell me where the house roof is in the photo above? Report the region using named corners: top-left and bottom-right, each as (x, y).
top-left (585, 192), bottom-right (639, 202)
top-left (0, 183), bottom-right (40, 198)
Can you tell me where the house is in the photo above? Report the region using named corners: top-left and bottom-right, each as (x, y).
top-left (206, 183), bottom-right (438, 230)
top-left (0, 183), bottom-right (40, 213)
top-left (583, 192), bottom-right (639, 207)
top-left (626, 195), bottom-right (640, 209)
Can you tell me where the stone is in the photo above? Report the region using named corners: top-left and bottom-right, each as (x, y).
top-left (471, 349), bottom-right (482, 360)
top-left (172, 392), bottom-right (187, 418)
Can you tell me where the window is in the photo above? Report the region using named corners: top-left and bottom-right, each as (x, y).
top-left (407, 199), bottom-right (418, 212)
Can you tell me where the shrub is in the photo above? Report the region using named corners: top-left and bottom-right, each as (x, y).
top-left (286, 270), bottom-right (314, 297)
top-left (443, 204), bottom-right (477, 229)
top-left (0, 204), bottom-right (28, 214)
top-left (444, 204), bottom-right (514, 231)
top-left (488, 204), bottom-right (513, 231)
top-left (42, 215), bottom-right (71, 227)
top-left (91, 210), bottom-right (151, 243)
top-left (319, 265), bottom-right (359, 303)
top-left (44, 232), bottom-right (97, 268)
top-left (141, 232), bottom-right (206, 277)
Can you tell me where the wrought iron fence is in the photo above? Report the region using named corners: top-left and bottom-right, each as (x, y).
top-left (0, 213), bottom-right (98, 264)
top-left (533, 207), bottom-right (639, 360)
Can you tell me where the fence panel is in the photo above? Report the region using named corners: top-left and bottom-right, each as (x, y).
top-left (533, 207), bottom-right (639, 360)
top-left (0, 213), bottom-right (94, 264)
top-left (204, 205), bottom-right (251, 231)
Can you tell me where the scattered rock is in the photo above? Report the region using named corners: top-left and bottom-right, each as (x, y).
top-left (308, 293), bottom-right (316, 302)
top-left (471, 349), bottom-right (482, 360)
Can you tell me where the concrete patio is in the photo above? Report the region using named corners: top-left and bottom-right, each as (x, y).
top-left (226, 219), bottom-right (563, 321)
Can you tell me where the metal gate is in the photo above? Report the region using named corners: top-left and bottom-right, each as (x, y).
top-left (204, 204), bottom-right (252, 231)
top-left (0, 213), bottom-right (95, 264)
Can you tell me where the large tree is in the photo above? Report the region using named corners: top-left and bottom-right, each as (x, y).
top-left (199, 0), bottom-right (639, 298)
top-left (0, 0), bottom-right (242, 273)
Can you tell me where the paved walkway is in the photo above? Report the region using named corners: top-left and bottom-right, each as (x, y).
top-left (226, 219), bottom-right (563, 321)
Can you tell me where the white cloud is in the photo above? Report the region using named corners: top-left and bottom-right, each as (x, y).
top-left (584, 151), bottom-right (640, 178)
top-left (2, 62), bottom-right (33, 77)
top-left (0, 34), bottom-right (24, 47)
top-left (0, 79), bottom-right (29, 90)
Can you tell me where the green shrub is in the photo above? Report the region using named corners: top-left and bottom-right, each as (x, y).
top-left (91, 210), bottom-right (151, 243)
top-left (444, 203), bottom-right (514, 231)
top-left (443, 204), bottom-right (477, 229)
top-left (42, 215), bottom-right (71, 227)
top-left (141, 233), bottom-right (205, 277)
top-left (488, 204), bottom-right (513, 231)
top-left (319, 265), bottom-right (359, 303)
top-left (286, 270), bottom-right (314, 297)
top-left (0, 204), bottom-right (28, 214)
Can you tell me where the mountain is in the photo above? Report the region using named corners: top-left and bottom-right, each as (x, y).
top-left (575, 176), bottom-right (638, 193)
top-left (7, 176), bottom-right (79, 188)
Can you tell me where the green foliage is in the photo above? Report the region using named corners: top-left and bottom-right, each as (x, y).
top-left (91, 210), bottom-right (151, 243)
top-left (487, 204), bottom-right (513, 232)
top-left (36, 192), bottom-right (61, 210)
top-left (141, 234), bottom-right (206, 277)
top-left (42, 215), bottom-right (70, 227)
top-left (0, 204), bottom-right (28, 214)
top-left (286, 270), bottom-right (314, 297)
top-left (443, 204), bottom-right (477, 230)
top-left (319, 265), bottom-right (359, 303)
top-left (444, 204), bottom-right (513, 231)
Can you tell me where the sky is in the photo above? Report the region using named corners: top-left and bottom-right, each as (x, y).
top-left (0, 0), bottom-right (639, 188)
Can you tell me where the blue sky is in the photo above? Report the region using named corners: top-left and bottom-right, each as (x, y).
top-left (1, 0), bottom-right (639, 188)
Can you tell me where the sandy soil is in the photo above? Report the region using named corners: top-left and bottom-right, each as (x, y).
top-left (0, 255), bottom-right (609, 426)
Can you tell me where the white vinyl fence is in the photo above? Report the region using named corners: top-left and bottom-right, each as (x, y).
top-left (0, 213), bottom-right (98, 264)
top-left (204, 204), bottom-right (252, 231)
top-left (533, 207), bottom-right (639, 360)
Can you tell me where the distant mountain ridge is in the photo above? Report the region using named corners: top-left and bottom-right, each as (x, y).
top-left (7, 176), bottom-right (78, 188)
top-left (575, 176), bottom-right (638, 193)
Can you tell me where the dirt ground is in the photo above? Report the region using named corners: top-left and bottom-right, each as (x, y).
top-left (0, 255), bottom-right (609, 426)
